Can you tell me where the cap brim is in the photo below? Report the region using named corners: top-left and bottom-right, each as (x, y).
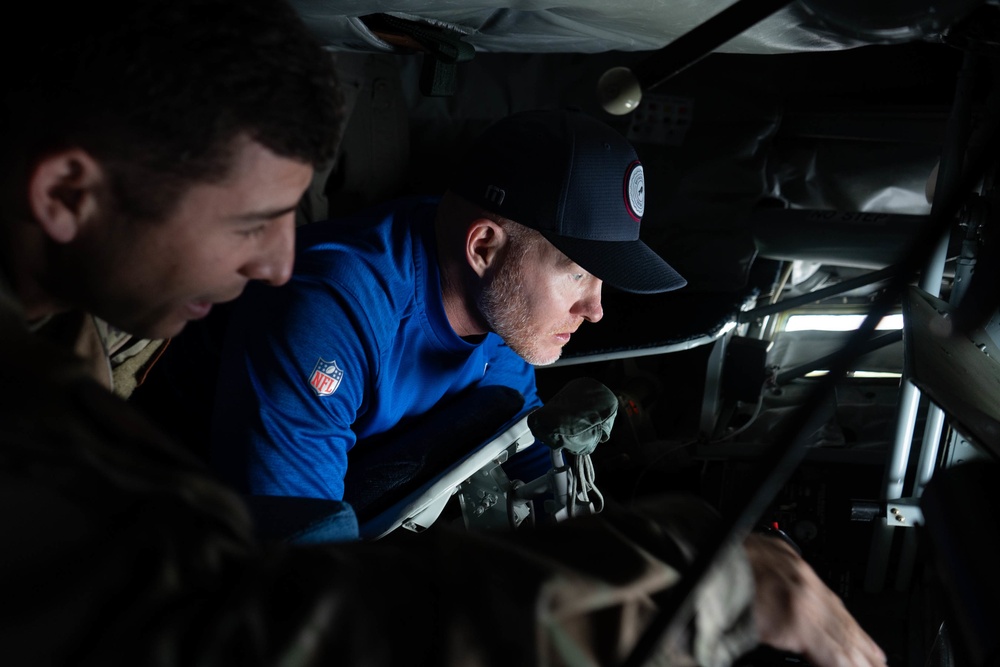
top-left (542, 234), bottom-right (687, 294)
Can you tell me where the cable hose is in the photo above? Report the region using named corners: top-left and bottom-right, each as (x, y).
top-left (570, 453), bottom-right (604, 515)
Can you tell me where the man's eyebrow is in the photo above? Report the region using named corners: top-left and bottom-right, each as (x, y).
top-left (555, 253), bottom-right (579, 269)
top-left (558, 255), bottom-right (594, 277)
top-left (230, 204), bottom-right (299, 222)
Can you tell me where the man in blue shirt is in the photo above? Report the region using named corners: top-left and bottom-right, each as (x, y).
top-left (199, 109), bottom-right (687, 506)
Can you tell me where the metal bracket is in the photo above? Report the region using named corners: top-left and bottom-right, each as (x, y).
top-left (887, 498), bottom-right (925, 527)
top-left (458, 457), bottom-right (520, 531)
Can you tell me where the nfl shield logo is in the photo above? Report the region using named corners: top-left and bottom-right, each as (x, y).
top-left (309, 359), bottom-right (344, 397)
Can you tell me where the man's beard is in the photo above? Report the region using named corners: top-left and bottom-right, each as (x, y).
top-left (478, 253), bottom-right (562, 366)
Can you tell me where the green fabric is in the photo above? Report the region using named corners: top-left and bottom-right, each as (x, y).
top-left (528, 377), bottom-right (619, 455)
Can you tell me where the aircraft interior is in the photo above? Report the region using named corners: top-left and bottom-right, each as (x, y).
top-left (236, 1), bottom-right (1000, 665)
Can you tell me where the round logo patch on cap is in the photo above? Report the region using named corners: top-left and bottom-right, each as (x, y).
top-left (624, 161), bottom-right (644, 221)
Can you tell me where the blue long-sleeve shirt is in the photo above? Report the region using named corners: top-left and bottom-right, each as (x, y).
top-left (210, 197), bottom-right (546, 501)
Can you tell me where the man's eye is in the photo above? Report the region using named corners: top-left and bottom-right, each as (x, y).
top-left (241, 226), bottom-right (267, 239)
top-left (572, 273), bottom-right (584, 281)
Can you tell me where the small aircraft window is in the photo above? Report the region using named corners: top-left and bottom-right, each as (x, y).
top-left (772, 309), bottom-right (904, 379)
top-left (801, 369), bottom-right (902, 379)
top-left (782, 313), bottom-right (904, 332)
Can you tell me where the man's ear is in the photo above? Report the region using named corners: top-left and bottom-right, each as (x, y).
top-left (465, 218), bottom-right (506, 278)
top-left (28, 148), bottom-right (105, 244)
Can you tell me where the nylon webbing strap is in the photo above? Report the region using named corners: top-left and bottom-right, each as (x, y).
top-left (364, 14), bottom-right (475, 96)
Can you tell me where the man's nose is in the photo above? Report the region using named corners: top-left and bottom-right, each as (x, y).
top-left (241, 216), bottom-right (295, 286)
top-left (575, 281), bottom-right (604, 323)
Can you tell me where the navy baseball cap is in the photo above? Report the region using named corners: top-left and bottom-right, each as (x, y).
top-left (449, 109), bottom-right (686, 294)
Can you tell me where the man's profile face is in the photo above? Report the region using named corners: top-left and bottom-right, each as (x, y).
top-left (58, 137), bottom-right (313, 339)
top-left (479, 237), bottom-right (604, 365)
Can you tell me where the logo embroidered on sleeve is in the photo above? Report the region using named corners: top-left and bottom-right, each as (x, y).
top-left (309, 358), bottom-right (344, 397)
